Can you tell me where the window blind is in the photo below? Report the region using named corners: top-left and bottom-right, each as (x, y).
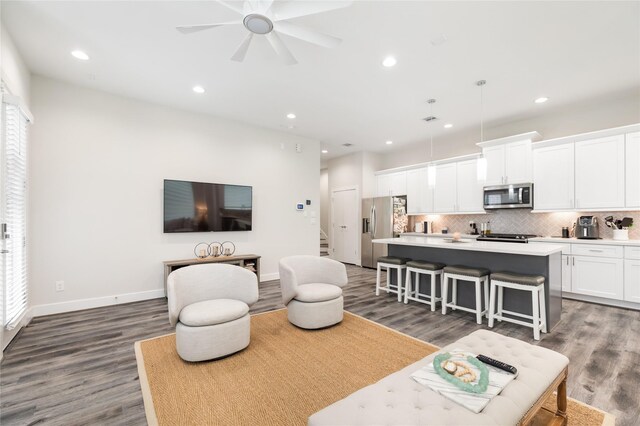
top-left (2, 98), bottom-right (29, 330)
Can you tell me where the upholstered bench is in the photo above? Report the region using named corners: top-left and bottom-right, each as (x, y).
top-left (309, 330), bottom-right (569, 426)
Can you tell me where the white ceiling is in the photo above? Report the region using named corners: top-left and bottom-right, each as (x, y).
top-left (3, 1), bottom-right (640, 158)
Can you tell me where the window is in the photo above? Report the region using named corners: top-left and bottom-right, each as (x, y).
top-left (2, 94), bottom-right (31, 330)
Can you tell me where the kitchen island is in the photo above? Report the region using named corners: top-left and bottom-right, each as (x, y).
top-left (373, 236), bottom-right (564, 329)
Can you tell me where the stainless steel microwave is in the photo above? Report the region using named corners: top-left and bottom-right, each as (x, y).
top-left (483, 183), bottom-right (533, 209)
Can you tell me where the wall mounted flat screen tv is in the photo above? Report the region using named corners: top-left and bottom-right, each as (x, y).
top-left (164, 179), bottom-right (252, 233)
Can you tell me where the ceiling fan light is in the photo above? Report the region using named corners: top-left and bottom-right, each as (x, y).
top-left (243, 14), bottom-right (274, 34)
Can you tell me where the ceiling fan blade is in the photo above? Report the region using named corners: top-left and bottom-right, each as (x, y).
top-left (231, 33), bottom-right (254, 62)
top-left (265, 32), bottom-right (298, 65)
top-left (274, 21), bottom-right (341, 48)
top-left (256, 0), bottom-right (274, 14)
top-left (271, 1), bottom-right (352, 21)
top-left (215, 0), bottom-right (244, 15)
top-left (176, 21), bottom-right (241, 34)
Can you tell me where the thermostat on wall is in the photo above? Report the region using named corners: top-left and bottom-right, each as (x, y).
top-left (296, 203), bottom-right (304, 211)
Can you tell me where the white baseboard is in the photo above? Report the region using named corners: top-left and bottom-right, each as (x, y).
top-left (27, 274), bottom-right (279, 319)
top-left (30, 289), bottom-right (166, 318)
top-left (260, 272), bottom-right (279, 283)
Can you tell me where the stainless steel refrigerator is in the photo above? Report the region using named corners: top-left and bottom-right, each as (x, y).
top-left (361, 196), bottom-right (407, 268)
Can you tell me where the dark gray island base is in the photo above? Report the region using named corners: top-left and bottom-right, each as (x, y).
top-left (387, 244), bottom-right (562, 330)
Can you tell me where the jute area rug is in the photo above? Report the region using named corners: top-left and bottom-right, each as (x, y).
top-left (135, 309), bottom-right (614, 426)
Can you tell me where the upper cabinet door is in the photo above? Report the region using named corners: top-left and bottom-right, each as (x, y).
top-left (433, 163), bottom-right (457, 213)
top-left (376, 174), bottom-right (392, 197)
top-left (574, 135), bottom-right (625, 209)
top-left (533, 143), bottom-right (575, 210)
top-left (406, 167), bottom-right (432, 214)
top-left (456, 159), bottom-right (483, 212)
top-left (483, 145), bottom-right (505, 186)
top-left (626, 132), bottom-right (640, 208)
top-left (390, 171), bottom-right (407, 196)
top-left (504, 140), bottom-right (532, 184)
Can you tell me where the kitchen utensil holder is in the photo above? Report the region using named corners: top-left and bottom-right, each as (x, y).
top-left (613, 229), bottom-right (629, 241)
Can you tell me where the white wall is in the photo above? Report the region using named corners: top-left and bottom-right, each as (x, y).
top-left (380, 90), bottom-right (640, 170)
top-left (1, 25), bottom-right (31, 105)
top-left (28, 75), bottom-right (319, 314)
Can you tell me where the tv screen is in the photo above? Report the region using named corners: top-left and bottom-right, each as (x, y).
top-left (164, 179), bottom-right (252, 233)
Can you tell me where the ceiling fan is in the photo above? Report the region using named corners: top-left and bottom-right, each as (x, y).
top-left (176, 0), bottom-right (351, 65)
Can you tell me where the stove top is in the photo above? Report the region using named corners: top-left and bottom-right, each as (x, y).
top-left (476, 233), bottom-right (539, 243)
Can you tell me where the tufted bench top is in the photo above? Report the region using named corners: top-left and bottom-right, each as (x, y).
top-left (309, 329), bottom-right (569, 426)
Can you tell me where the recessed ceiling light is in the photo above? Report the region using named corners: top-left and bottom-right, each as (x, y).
top-left (71, 50), bottom-right (90, 61)
top-left (321, 150), bottom-right (328, 154)
top-left (287, 113), bottom-right (296, 119)
top-left (192, 85), bottom-right (205, 94)
top-left (534, 97), bottom-right (549, 104)
top-left (444, 123), bottom-right (453, 129)
top-left (382, 56), bottom-right (397, 67)
top-left (386, 140), bottom-right (393, 145)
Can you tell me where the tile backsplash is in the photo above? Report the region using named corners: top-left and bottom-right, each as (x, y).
top-left (408, 210), bottom-right (640, 240)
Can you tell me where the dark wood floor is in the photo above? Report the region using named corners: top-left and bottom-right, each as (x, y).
top-left (2, 265), bottom-right (639, 425)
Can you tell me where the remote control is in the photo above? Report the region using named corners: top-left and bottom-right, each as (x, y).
top-left (476, 354), bottom-right (518, 375)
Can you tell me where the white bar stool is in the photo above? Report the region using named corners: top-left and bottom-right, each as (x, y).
top-left (376, 256), bottom-right (411, 302)
top-left (488, 272), bottom-right (547, 340)
top-left (441, 265), bottom-right (490, 324)
top-left (404, 260), bottom-right (445, 311)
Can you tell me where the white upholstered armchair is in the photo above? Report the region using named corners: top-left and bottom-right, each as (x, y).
top-left (278, 255), bottom-right (348, 329)
top-left (168, 263), bottom-right (259, 362)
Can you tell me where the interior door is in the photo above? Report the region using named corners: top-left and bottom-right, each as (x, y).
top-left (332, 188), bottom-right (359, 264)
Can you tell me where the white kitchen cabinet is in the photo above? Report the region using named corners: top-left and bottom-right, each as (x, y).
top-left (390, 171), bottom-right (407, 196)
top-left (376, 174), bottom-right (391, 197)
top-left (626, 132), bottom-right (640, 208)
top-left (433, 163), bottom-right (457, 213)
top-left (533, 143), bottom-right (575, 210)
top-left (376, 171), bottom-right (406, 197)
top-left (571, 255), bottom-right (624, 300)
top-left (406, 167), bottom-right (432, 214)
top-left (456, 159), bottom-right (483, 212)
top-left (562, 255), bottom-right (572, 292)
top-left (624, 259), bottom-right (640, 303)
top-left (574, 135), bottom-right (625, 209)
top-left (483, 145), bottom-right (505, 186)
top-left (504, 140), bottom-right (533, 184)
top-left (482, 140), bottom-right (532, 186)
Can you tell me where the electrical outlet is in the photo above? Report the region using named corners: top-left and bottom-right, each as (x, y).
top-left (55, 280), bottom-right (64, 292)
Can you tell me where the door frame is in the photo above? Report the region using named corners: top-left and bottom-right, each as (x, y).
top-left (330, 185), bottom-right (361, 266)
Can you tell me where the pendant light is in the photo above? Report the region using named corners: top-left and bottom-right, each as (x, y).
top-left (427, 98), bottom-right (437, 187)
top-left (476, 80), bottom-right (487, 182)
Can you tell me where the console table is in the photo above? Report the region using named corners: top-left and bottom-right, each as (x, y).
top-left (163, 254), bottom-right (261, 296)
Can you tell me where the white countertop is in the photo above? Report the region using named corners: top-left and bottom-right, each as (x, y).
top-left (402, 232), bottom-right (480, 239)
top-left (530, 237), bottom-right (640, 247)
top-left (374, 236), bottom-right (563, 256)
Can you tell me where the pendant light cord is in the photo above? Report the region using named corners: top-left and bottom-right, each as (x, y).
top-left (477, 80), bottom-right (486, 143)
top-left (427, 98), bottom-right (436, 162)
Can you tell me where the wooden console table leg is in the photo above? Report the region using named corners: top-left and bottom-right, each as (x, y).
top-left (556, 373), bottom-right (568, 424)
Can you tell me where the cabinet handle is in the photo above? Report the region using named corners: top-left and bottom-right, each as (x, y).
top-left (572, 257), bottom-right (575, 266)
top-left (589, 249), bottom-right (604, 252)
top-left (566, 256), bottom-right (569, 265)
